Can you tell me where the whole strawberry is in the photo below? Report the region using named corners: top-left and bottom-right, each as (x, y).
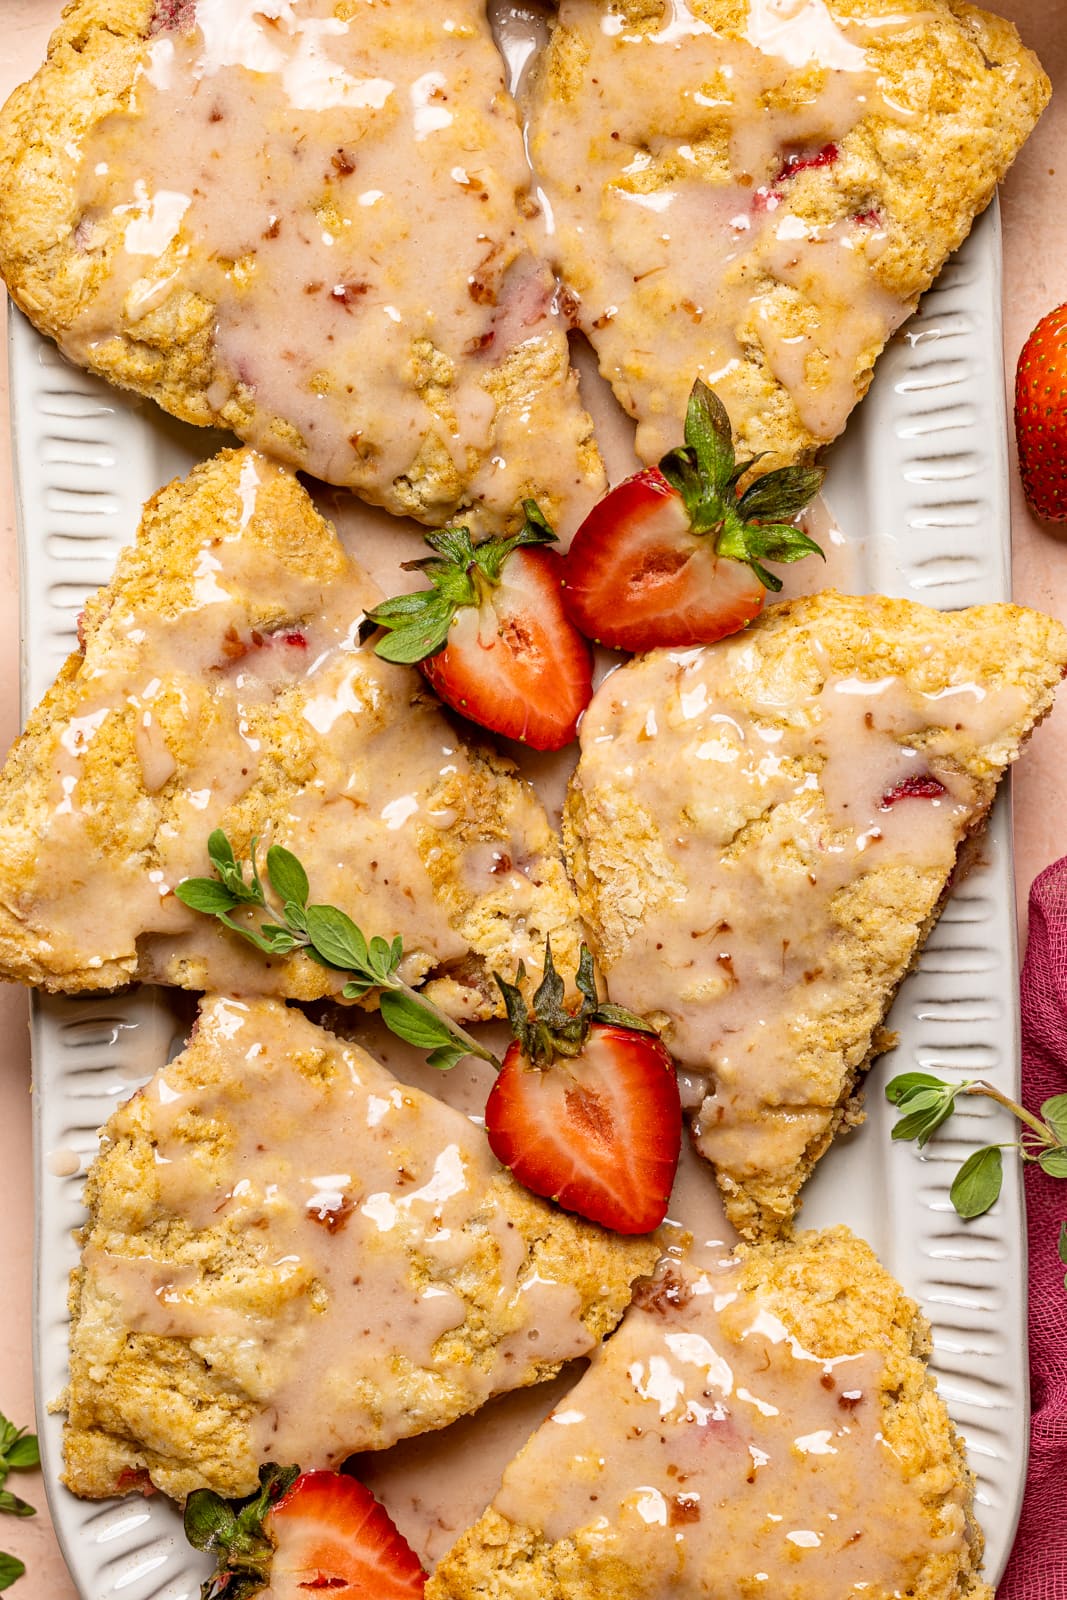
top-left (1015, 303), bottom-right (1067, 521)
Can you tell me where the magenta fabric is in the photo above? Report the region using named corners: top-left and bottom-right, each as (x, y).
top-left (999, 859), bottom-right (1067, 1597)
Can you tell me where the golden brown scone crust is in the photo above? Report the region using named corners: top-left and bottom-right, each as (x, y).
top-left (564, 591), bottom-right (1067, 1237)
top-left (0, 0), bottom-right (604, 531)
top-left (0, 447), bottom-right (585, 1016)
top-left (65, 997), bottom-right (659, 1503)
top-left (529, 0), bottom-right (1049, 468)
top-left (428, 1227), bottom-right (993, 1600)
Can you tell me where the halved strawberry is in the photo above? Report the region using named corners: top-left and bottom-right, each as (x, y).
top-left (485, 945), bottom-right (681, 1234)
top-left (266, 1472), bottom-right (426, 1600)
top-left (369, 503), bottom-right (592, 750)
top-left (562, 379), bottom-right (824, 652)
top-left (184, 1464), bottom-right (426, 1600)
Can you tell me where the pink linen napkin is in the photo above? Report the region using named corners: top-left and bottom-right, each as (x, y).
top-left (999, 857), bottom-right (1067, 1597)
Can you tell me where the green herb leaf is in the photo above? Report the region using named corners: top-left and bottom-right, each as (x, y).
top-left (0, 1553), bottom-right (25, 1591)
top-left (1059, 1221), bottom-right (1067, 1267)
top-left (0, 1494), bottom-right (34, 1520)
top-left (0, 1440), bottom-right (36, 1474)
top-left (885, 1071), bottom-right (952, 1106)
top-left (175, 877), bottom-right (241, 916)
top-left (304, 905), bottom-right (369, 973)
top-left (1041, 1094), bottom-right (1067, 1146)
top-left (379, 991), bottom-right (467, 1064)
top-left (950, 1146), bottom-right (1004, 1219)
top-left (216, 912), bottom-right (287, 956)
top-left (1039, 1148), bottom-right (1067, 1179)
top-left (206, 830), bottom-right (263, 905)
top-left (426, 1041), bottom-right (474, 1073)
top-left (266, 846), bottom-right (309, 910)
top-left (367, 935), bottom-right (402, 985)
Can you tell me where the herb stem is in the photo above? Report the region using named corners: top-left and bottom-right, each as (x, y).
top-left (393, 977), bottom-right (502, 1070)
top-left (964, 1081), bottom-right (1056, 1146)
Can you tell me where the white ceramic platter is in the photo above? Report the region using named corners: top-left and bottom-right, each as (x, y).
top-left (10, 188), bottom-right (1027, 1598)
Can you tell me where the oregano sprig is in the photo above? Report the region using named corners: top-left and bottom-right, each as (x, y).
top-left (886, 1072), bottom-right (1067, 1261)
top-left (176, 830), bottom-right (499, 1073)
top-left (0, 1412), bottom-right (40, 1591)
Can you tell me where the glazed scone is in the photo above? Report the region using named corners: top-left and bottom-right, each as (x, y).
top-left (527, 0), bottom-right (1048, 469)
top-left (428, 1226), bottom-right (991, 1600)
top-left (65, 996), bottom-right (660, 1502)
top-left (0, 0), bottom-right (605, 534)
top-left (0, 447), bottom-right (585, 1018)
top-left (564, 590), bottom-right (1067, 1237)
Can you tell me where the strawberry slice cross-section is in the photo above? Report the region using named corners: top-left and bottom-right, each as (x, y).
top-left (485, 944), bottom-right (682, 1234)
top-left (184, 1464), bottom-right (426, 1600)
top-left (561, 379), bottom-right (825, 653)
top-left (368, 501), bottom-right (592, 750)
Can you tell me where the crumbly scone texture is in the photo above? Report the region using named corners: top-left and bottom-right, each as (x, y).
top-left (529, 0), bottom-right (1049, 468)
top-left (65, 997), bottom-right (659, 1503)
top-left (428, 1226), bottom-right (992, 1600)
top-left (564, 591), bottom-right (1067, 1238)
top-left (0, 0), bottom-right (604, 532)
top-left (0, 447), bottom-right (585, 1016)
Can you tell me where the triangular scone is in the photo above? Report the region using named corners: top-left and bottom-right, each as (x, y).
top-left (0, 448), bottom-right (585, 1016)
top-left (429, 1227), bottom-right (992, 1600)
top-left (564, 591), bottom-right (1067, 1238)
top-left (0, 0), bottom-right (604, 534)
top-left (65, 996), bottom-right (659, 1502)
top-left (527, 0), bottom-right (1048, 470)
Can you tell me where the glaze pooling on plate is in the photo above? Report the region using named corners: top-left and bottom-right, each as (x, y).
top-left (428, 1229), bottom-right (991, 1600)
top-left (0, 0), bottom-right (606, 530)
top-left (565, 591), bottom-right (1067, 1238)
top-left (65, 996), bottom-right (656, 1502)
top-left (525, 0), bottom-right (1047, 468)
top-left (0, 446), bottom-right (585, 1014)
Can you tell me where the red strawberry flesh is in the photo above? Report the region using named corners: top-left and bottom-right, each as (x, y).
top-left (1015, 302), bottom-right (1067, 522)
top-left (422, 546), bottom-right (592, 750)
top-left (264, 1472), bottom-right (426, 1600)
top-left (880, 772), bottom-right (947, 808)
top-left (562, 466), bottom-right (764, 652)
top-left (484, 1023), bottom-right (682, 1234)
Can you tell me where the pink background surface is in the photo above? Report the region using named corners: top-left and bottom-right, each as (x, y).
top-left (0, 2), bottom-right (1065, 1590)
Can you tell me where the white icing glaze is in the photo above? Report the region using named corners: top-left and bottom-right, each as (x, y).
top-left (17, 451), bottom-right (572, 1009)
top-left (66, 0), bottom-right (602, 528)
top-left (526, 0), bottom-right (915, 462)
top-left (489, 1252), bottom-right (963, 1595)
top-left (571, 624), bottom-right (1027, 1180)
top-left (87, 996), bottom-right (605, 1467)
